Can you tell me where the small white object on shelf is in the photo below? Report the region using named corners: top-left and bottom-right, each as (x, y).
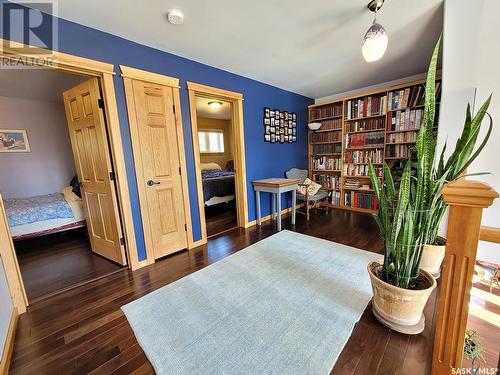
top-left (308, 122), bottom-right (322, 131)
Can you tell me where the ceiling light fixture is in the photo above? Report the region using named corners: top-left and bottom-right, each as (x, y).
top-left (362, 0), bottom-right (388, 62)
top-left (167, 9), bottom-right (184, 25)
top-left (208, 101), bottom-right (223, 111)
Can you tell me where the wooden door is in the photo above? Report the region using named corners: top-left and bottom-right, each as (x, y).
top-left (126, 79), bottom-right (187, 259)
top-left (63, 78), bottom-right (127, 265)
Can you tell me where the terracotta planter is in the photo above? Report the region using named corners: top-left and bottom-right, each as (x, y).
top-left (368, 260), bottom-right (437, 334)
top-left (420, 243), bottom-right (446, 278)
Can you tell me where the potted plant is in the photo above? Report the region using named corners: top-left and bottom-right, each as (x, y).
top-left (367, 37), bottom-right (493, 334)
top-left (463, 329), bottom-right (485, 370)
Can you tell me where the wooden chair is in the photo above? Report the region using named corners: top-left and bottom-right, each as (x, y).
top-left (285, 168), bottom-right (329, 220)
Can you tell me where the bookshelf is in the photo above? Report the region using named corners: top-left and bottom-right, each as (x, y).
top-left (308, 77), bottom-right (441, 214)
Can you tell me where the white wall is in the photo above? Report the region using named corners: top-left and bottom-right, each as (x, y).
top-left (441, 0), bottom-right (500, 263)
top-left (0, 257), bottom-right (13, 363)
top-left (0, 96), bottom-right (76, 199)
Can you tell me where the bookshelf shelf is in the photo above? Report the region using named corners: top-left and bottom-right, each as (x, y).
top-left (312, 170), bottom-right (341, 173)
top-left (308, 77), bottom-right (441, 214)
top-left (345, 113), bottom-right (386, 121)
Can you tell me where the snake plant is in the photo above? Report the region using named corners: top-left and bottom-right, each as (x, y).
top-left (369, 36), bottom-right (493, 289)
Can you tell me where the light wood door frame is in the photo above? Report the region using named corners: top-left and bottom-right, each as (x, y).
top-left (121, 66), bottom-right (193, 267)
top-left (187, 82), bottom-right (248, 245)
top-left (0, 39), bottom-right (139, 314)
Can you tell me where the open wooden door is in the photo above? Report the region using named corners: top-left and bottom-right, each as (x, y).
top-left (63, 78), bottom-right (127, 266)
top-left (123, 77), bottom-right (188, 260)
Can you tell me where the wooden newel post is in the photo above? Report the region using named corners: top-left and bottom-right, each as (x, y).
top-left (431, 180), bottom-right (498, 375)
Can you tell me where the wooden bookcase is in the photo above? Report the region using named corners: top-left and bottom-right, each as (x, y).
top-left (308, 77), bottom-right (441, 214)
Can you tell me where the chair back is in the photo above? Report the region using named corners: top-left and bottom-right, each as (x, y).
top-left (286, 168), bottom-right (307, 184)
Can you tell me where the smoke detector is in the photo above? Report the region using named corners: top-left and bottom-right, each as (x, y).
top-left (167, 9), bottom-right (184, 25)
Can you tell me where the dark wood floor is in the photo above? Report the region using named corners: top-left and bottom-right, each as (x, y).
top-left (10, 209), bottom-right (438, 374)
top-left (15, 228), bottom-right (123, 302)
top-left (205, 201), bottom-right (237, 237)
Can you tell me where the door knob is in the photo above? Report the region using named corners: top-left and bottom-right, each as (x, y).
top-left (147, 180), bottom-right (160, 186)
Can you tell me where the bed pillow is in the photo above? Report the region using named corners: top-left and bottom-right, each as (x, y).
top-left (61, 186), bottom-right (82, 202)
top-left (201, 162), bottom-right (222, 172)
top-left (297, 178), bottom-right (322, 196)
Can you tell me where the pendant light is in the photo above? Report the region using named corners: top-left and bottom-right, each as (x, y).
top-left (362, 0), bottom-right (388, 62)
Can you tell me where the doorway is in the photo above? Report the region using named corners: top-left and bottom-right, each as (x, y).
top-left (0, 68), bottom-right (127, 302)
top-left (187, 82), bottom-right (248, 242)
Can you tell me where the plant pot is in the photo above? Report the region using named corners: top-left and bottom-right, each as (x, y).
top-left (367, 260), bottom-right (437, 334)
top-left (420, 242), bottom-right (446, 279)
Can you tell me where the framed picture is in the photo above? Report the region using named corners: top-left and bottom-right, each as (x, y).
top-left (292, 113), bottom-right (297, 121)
top-left (270, 110), bottom-right (275, 118)
top-left (264, 118), bottom-right (271, 125)
top-left (265, 134), bottom-right (271, 142)
top-left (0, 129), bottom-right (30, 153)
top-left (270, 127), bottom-right (275, 133)
top-left (270, 118), bottom-right (275, 126)
top-left (275, 110), bottom-right (280, 120)
top-left (280, 134), bottom-right (285, 143)
top-left (271, 134), bottom-right (276, 143)
top-left (264, 107), bottom-right (270, 118)
top-left (265, 125), bottom-right (270, 134)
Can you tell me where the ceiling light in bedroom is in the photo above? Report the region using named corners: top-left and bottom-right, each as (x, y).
top-left (167, 9), bottom-right (184, 25)
top-left (362, 0), bottom-right (388, 62)
top-left (208, 101), bottom-right (223, 111)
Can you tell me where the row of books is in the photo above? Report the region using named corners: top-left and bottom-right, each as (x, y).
top-left (386, 144), bottom-right (413, 159)
top-left (344, 191), bottom-right (378, 210)
top-left (345, 117), bottom-right (385, 133)
top-left (319, 118), bottom-right (342, 130)
top-left (310, 132), bottom-right (341, 143)
top-left (312, 144), bottom-right (341, 154)
top-left (388, 82), bottom-right (441, 111)
top-left (315, 174), bottom-right (341, 190)
top-left (345, 149), bottom-right (383, 164)
top-left (387, 132), bottom-right (417, 144)
top-left (309, 104), bottom-right (343, 120)
top-left (344, 131), bottom-right (385, 148)
top-left (312, 157), bottom-right (341, 171)
top-left (331, 191), bottom-right (341, 206)
top-left (346, 95), bottom-right (387, 119)
top-left (387, 108), bottom-right (424, 131)
top-left (344, 164), bottom-right (382, 177)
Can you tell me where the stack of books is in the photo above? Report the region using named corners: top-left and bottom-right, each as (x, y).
top-left (310, 103), bottom-right (343, 120)
top-left (387, 132), bottom-right (417, 144)
top-left (344, 164), bottom-right (382, 177)
top-left (312, 144), bottom-right (341, 154)
top-left (345, 117), bottom-right (385, 132)
top-left (310, 131), bottom-right (341, 143)
top-left (313, 157), bottom-right (341, 171)
top-left (387, 108), bottom-right (424, 131)
top-left (331, 191), bottom-right (341, 206)
top-left (388, 82), bottom-right (441, 111)
top-left (315, 174), bottom-right (341, 190)
top-left (344, 131), bottom-right (385, 148)
top-left (346, 95), bottom-right (387, 119)
top-left (320, 118), bottom-right (342, 130)
top-left (344, 179), bottom-right (362, 189)
top-left (386, 144), bottom-right (413, 159)
top-left (345, 149), bottom-right (383, 164)
top-left (345, 192), bottom-right (378, 210)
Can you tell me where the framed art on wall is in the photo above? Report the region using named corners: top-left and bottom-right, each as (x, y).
top-left (263, 108), bottom-right (298, 143)
top-left (0, 129), bottom-right (31, 152)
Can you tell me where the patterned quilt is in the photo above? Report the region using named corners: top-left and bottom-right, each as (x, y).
top-left (201, 170), bottom-right (235, 202)
top-left (4, 193), bottom-right (74, 227)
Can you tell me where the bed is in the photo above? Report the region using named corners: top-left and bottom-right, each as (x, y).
top-left (4, 187), bottom-right (86, 241)
top-left (201, 162), bottom-right (235, 206)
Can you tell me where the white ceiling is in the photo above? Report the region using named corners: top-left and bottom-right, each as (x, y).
top-left (195, 97), bottom-right (231, 120)
top-left (0, 69), bottom-right (85, 102)
top-left (35, 0), bottom-right (443, 98)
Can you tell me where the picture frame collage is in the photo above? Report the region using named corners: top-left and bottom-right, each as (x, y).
top-left (263, 107), bottom-right (297, 143)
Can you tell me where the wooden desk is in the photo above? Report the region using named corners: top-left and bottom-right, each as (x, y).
top-left (252, 178), bottom-right (299, 231)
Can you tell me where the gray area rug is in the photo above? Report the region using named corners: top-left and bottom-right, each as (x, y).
top-left (122, 230), bottom-right (379, 375)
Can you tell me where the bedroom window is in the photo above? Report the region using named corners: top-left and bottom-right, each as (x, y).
top-left (198, 129), bottom-right (224, 153)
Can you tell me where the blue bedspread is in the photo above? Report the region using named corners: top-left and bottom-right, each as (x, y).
top-left (4, 193), bottom-right (74, 227)
top-left (202, 170), bottom-right (235, 202)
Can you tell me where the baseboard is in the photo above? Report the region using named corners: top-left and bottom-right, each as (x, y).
top-left (189, 238), bottom-right (207, 249)
top-left (0, 307), bottom-right (18, 375)
top-left (246, 203), bottom-right (306, 228)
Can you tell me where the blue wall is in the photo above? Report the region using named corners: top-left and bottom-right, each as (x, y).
top-left (4, 6), bottom-right (313, 261)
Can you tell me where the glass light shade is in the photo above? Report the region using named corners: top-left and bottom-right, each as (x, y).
top-left (362, 22), bottom-right (388, 62)
top-left (208, 101), bottom-right (222, 110)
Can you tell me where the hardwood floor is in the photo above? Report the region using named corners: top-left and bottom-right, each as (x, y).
top-left (15, 228), bottom-right (123, 302)
top-left (205, 201), bottom-right (237, 237)
top-left (10, 209), bottom-right (438, 374)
